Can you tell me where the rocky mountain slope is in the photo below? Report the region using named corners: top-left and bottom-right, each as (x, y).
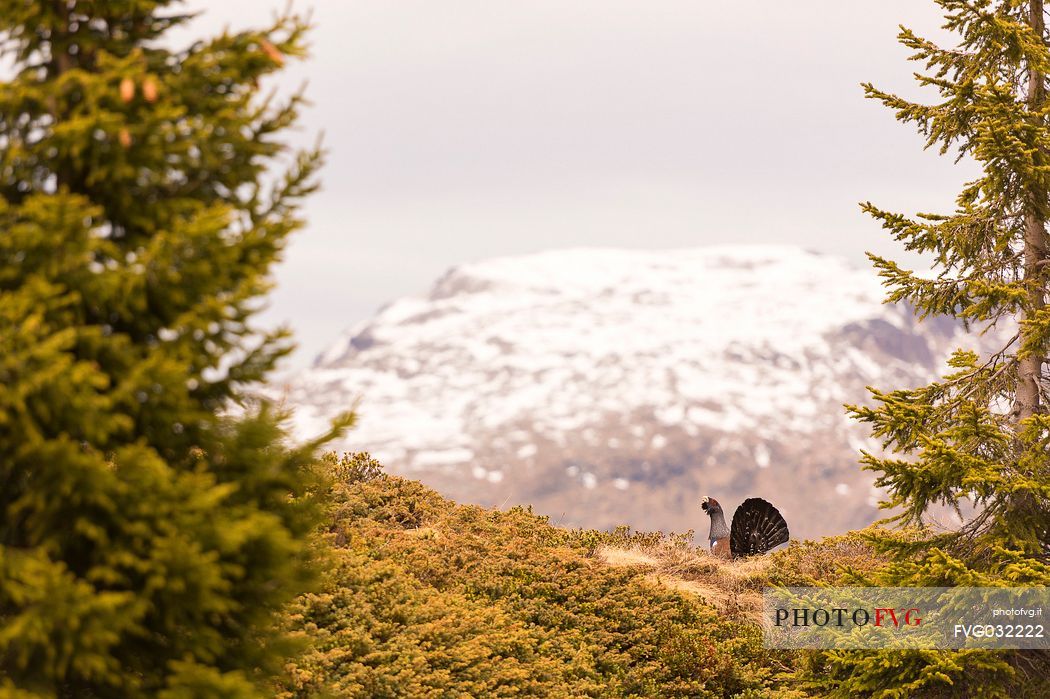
top-left (280, 246), bottom-right (994, 540)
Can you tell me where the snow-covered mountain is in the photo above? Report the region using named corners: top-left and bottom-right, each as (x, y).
top-left (282, 246), bottom-right (986, 540)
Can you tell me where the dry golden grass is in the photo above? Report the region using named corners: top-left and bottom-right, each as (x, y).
top-left (597, 543), bottom-right (770, 622)
top-left (595, 545), bottom-right (661, 569)
top-left (595, 533), bottom-right (882, 625)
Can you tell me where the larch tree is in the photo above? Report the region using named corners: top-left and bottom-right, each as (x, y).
top-left (0, 1), bottom-right (346, 696)
top-left (812, 1), bottom-right (1050, 696)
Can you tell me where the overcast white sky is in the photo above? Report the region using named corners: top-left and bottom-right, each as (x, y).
top-left (179, 1), bottom-right (977, 368)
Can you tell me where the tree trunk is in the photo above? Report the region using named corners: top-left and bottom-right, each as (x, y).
top-left (1016, 0), bottom-right (1049, 421)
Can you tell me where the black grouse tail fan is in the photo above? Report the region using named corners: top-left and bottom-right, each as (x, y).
top-left (701, 496), bottom-right (789, 558)
top-left (729, 498), bottom-right (789, 557)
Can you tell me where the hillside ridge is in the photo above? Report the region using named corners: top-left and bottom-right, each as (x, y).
top-left (279, 455), bottom-right (883, 698)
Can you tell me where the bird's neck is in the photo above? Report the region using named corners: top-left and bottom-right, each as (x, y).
top-left (708, 511), bottom-right (730, 542)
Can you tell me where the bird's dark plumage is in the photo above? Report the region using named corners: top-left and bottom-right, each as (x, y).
top-left (729, 498), bottom-right (789, 557)
top-left (702, 496), bottom-right (789, 558)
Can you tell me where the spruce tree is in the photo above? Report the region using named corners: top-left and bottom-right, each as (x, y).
top-left (814, 1), bottom-right (1050, 695)
top-left (0, 2), bottom-right (345, 696)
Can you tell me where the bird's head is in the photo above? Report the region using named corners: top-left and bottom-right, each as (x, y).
top-left (701, 496), bottom-right (722, 515)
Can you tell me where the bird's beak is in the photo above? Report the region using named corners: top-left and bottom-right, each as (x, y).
top-left (701, 496), bottom-right (709, 512)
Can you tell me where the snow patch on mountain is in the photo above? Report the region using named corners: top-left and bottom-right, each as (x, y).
top-left (297, 246), bottom-right (888, 449)
top-left (283, 245), bottom-right (982, 539)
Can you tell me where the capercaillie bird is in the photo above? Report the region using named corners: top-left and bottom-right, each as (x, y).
top-left (701, 496), bottom-right (789, 558)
